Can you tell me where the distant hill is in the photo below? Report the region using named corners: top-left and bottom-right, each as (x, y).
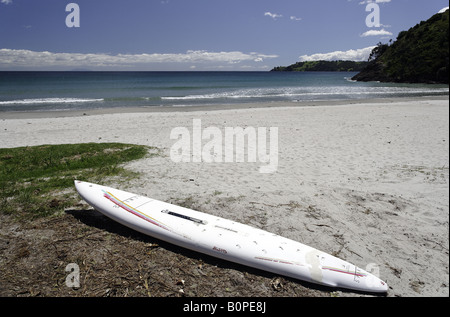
top-left (271, 60), bottom-right (369, 72)
top-left (352, 9), bottom-right (449, 84)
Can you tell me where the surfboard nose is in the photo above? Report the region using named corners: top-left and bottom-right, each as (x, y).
top-left (74, 180), bottom-right (86, 193)
top-left (75, 180), bottom-right (93, 190)
top-left (74, 180), bottom-right (96, 199)
top-left (364, 273), bottom-right (389, 293)
top-left (375, 278), bottom-right (389, 293)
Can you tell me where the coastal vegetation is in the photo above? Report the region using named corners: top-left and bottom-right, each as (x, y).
top-left (273, 10), bottom-right (449, 84)
top-left (353, 9), bottom-right (449, 84)
top-left (0, 143), bottom-right (151, 219)
top-left (271, 60), bottom-right (368, 72)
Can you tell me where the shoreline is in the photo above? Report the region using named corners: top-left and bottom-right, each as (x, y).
top-left (0, 95), bottom-right (448, 120)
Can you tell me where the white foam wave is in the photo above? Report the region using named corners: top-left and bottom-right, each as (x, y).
top-left (161, 86), bottom-right (449, 101)
top-left (0, 98), bottom-right (104, 106)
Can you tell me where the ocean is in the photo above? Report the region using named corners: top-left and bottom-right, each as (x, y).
top-left (0, 71), bottom-right (448, 112)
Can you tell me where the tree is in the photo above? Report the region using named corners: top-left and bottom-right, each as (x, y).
top-left (368, 42), bottom-right (389, 62)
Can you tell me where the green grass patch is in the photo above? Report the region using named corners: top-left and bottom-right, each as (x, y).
top-left (0, 143), bottom-right (152, 219)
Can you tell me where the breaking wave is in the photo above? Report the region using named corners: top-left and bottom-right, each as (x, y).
top-left (0, 98), bottom-right (104, 106)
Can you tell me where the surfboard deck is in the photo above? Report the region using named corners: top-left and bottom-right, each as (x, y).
top-left (74, 180), bottom-right (388, 293)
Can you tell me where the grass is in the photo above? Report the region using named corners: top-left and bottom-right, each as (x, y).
top-left (0, 143), bottom-right (152, 219)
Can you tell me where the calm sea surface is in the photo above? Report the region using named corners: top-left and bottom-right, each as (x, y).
top-left (0, 71), bottom-right (448, 112)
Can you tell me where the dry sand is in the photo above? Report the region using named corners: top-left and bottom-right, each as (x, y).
top-left (0, 96), bottom-right (448, 297)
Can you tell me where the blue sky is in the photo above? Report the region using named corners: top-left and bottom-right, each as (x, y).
top-left (0, 0), bottom-right (448, 70)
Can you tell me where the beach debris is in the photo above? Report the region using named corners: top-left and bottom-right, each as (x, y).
top-left (271, 278), bottom-right (283, 291)
top-left (410, 280), bottom-right (425, 293)
top-left (49, 199), bottom-right (61, 209)
top-left (176, 279), bottom-right (185, 286)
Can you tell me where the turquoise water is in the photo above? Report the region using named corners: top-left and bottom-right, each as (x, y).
top-left (0, 71), bottom-right (448, 112)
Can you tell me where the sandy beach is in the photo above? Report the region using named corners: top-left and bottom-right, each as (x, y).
top-left (0, 96), bottom-right (448, 297)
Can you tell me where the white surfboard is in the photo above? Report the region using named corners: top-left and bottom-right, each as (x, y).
top-left (75, 180), bottom-right (388, 293)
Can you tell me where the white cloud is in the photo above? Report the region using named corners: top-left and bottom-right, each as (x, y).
top-left (1, 0), bottom-right (13, 4)
top-left (438, 6), bottom-right (449, 13)
top-left (0, 49), bottom-right (278, 69)
top-left (264, 12), bottom-right (283, 20)
top-left (358, 0), bottom-right (391, 4)
top-left (360, 28), bottom-right (393, 37)
top-left (264, 12), bottom-right (301, 21)
top-left (299, 46), bottom-right (376, 62)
